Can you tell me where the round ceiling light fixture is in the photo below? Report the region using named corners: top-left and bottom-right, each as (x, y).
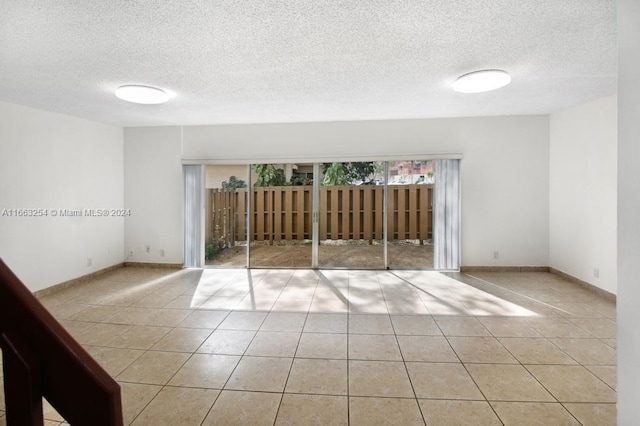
top-left (115, 85), bottom-right (169, 104)
top-left (453, 69), bottom-right (511, 93)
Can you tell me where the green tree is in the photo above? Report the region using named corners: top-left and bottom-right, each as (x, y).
top-left (346, 162), bottom-right (378, 184)
top-left (322, 162), bottom-right (378, 185)
top-left (254, 164), bottom-right (287, 186)
top-left (322, 163), bottom-right (349, 185)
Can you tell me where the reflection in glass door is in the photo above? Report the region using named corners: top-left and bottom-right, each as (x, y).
top-left (387, 160), bottom-right (435, 268)
top-left (318, 161), bottom-right (386, 268)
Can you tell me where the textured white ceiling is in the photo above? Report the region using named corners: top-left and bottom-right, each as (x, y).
top-left (0, 1), bottom-right (617, 127)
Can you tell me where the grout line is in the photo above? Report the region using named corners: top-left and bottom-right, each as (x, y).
top-left (198, 388), bottom-right (222, 426)
top-left (192, 297), bottom-right (274, 424)
top-left (40, 267), bottom-right (617, 425)
top-left (272, 308), bottom-right (311, 424)
top-left (127, 383), bottom-right (164, 425)
top-left (432, 318), bottom-right (507, 423)
top-left (379, 272), bottom-right (427, 426)
top-left (346, 289), bottom-right (351, 426)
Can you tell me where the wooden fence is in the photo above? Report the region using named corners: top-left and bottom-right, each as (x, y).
top-left (209, 185), bottom-right (433, 246)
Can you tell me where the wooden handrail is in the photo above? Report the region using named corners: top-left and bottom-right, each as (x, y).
top-left (0, 258), bottom-right (123, 425)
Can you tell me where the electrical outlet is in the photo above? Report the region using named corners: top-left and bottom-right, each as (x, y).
top-left (594, 268), bottom-right (599, 278)
top-left (493, 251), bottom-right (499, 260)
top-left (87, 257), bottom-right (92, 267)
top-left (129, 249), bottom-right (134, 255)
top-left (160, 249), bottom-right (165, 257)
top-left (145, 245), bottom-right (150, 253)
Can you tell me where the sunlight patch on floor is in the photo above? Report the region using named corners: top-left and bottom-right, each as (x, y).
top-left (188, 268), bottom-right (541, 316)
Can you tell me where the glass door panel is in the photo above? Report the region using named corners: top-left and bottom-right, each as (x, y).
top-left (318, 161), bottom-right (385, 268)
top-left (205, 165), bottom-right (249, 267)
top-left (249, 163), bottom-right (313, 267)
top-left (387, 160), bottom-right (435, 268)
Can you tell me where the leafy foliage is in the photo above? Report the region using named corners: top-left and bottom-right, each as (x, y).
top-left (205, 226), bottom-right (228, 260)
top-left (322, 162), bottom-right (379, 186)
top-left (290, 174), bottom-right (313, 186)
top-left (205, 243), bottom-right (220, 260)
top-left (347, 162), bottom-right (379, 184)
top-left (322, 163), bottom-right (349, 185)
top-left (254, 164), bottom-right (287, 187)
top-left (221, 175), bottom-right (247, 190)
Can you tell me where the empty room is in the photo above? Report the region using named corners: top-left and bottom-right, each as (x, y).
top-left (1, 1), bottom-right (638, 425)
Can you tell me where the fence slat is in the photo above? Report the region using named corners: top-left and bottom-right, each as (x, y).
top-left (319, 187), bottom-right (327, 240)
top-left (398, 186), bottom-right (406, 240)
top-left (341, 187), bottom-right (350, 239)
top-left (268, 188), bottom-right (274, 243)
top-left (374, 186), bottom-right (383, 239)
top-left (236, 189), bottom-right (246, 241)
top-left (296, 187), bottom-right (305, 240)
top-left (282, 187), bottom-right (291, 240)
top-left (304, 187), bottom-right (311, 239)
top-left (363, 188), bottom-right (372, 241)
top-left (227, 189), bottom-right (232, 242)
top-left (352, 188), bottom-right (361, 240)
top-left (274, 189), bottom-right (282, 241)
top-left (387, 186), bottom-right (395, 240)
top-left (419, 185), bottom-right (427, 241)
top-left (221, 189), bottom-right (226, 242)
top-left (426, 186), bottom-right (433, 240)
top-left (256, 189), bottom-right (264, 241)
top-left (409, 186), bottom-right (418, 239)
top-left (330, 188), bottom-right (339, 239)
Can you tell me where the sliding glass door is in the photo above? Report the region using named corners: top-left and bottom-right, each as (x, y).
top-left (318, 161), bottom-right (386, 268)
top-left (194, 159), bottom-right (459, 271)
top-left (249, 163), bottom-right (313, 267)
top-left (387, 160), bottom-right (435, 269)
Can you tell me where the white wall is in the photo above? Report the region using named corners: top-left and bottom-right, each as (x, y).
top-left (123, 127), bottom-right (183, 264)
top-left (179, 115), bottom-right (550, 267)
top-left (549, 95), bottom-right (617, 294)
top-left (0, 101), bottom-right (124, 292)
top-left (617, 0), bottom-right (640, 421)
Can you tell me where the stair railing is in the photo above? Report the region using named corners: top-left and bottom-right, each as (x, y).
top-left (0, 258), bottom-right (123, 425)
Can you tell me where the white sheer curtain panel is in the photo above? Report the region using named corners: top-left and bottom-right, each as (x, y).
top-left (183, 165), bottom-right (205, 268)
top-left (434, 159), bottom-right (461, 270)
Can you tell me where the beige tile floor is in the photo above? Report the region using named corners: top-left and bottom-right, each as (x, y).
top-left (0, 268), bottom-right (616, 425)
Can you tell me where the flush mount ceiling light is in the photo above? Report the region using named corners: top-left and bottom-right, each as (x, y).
top-left (453, 69), bottom-right (512, 93)
top-left (115, 85), bottom-right (168, 104)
